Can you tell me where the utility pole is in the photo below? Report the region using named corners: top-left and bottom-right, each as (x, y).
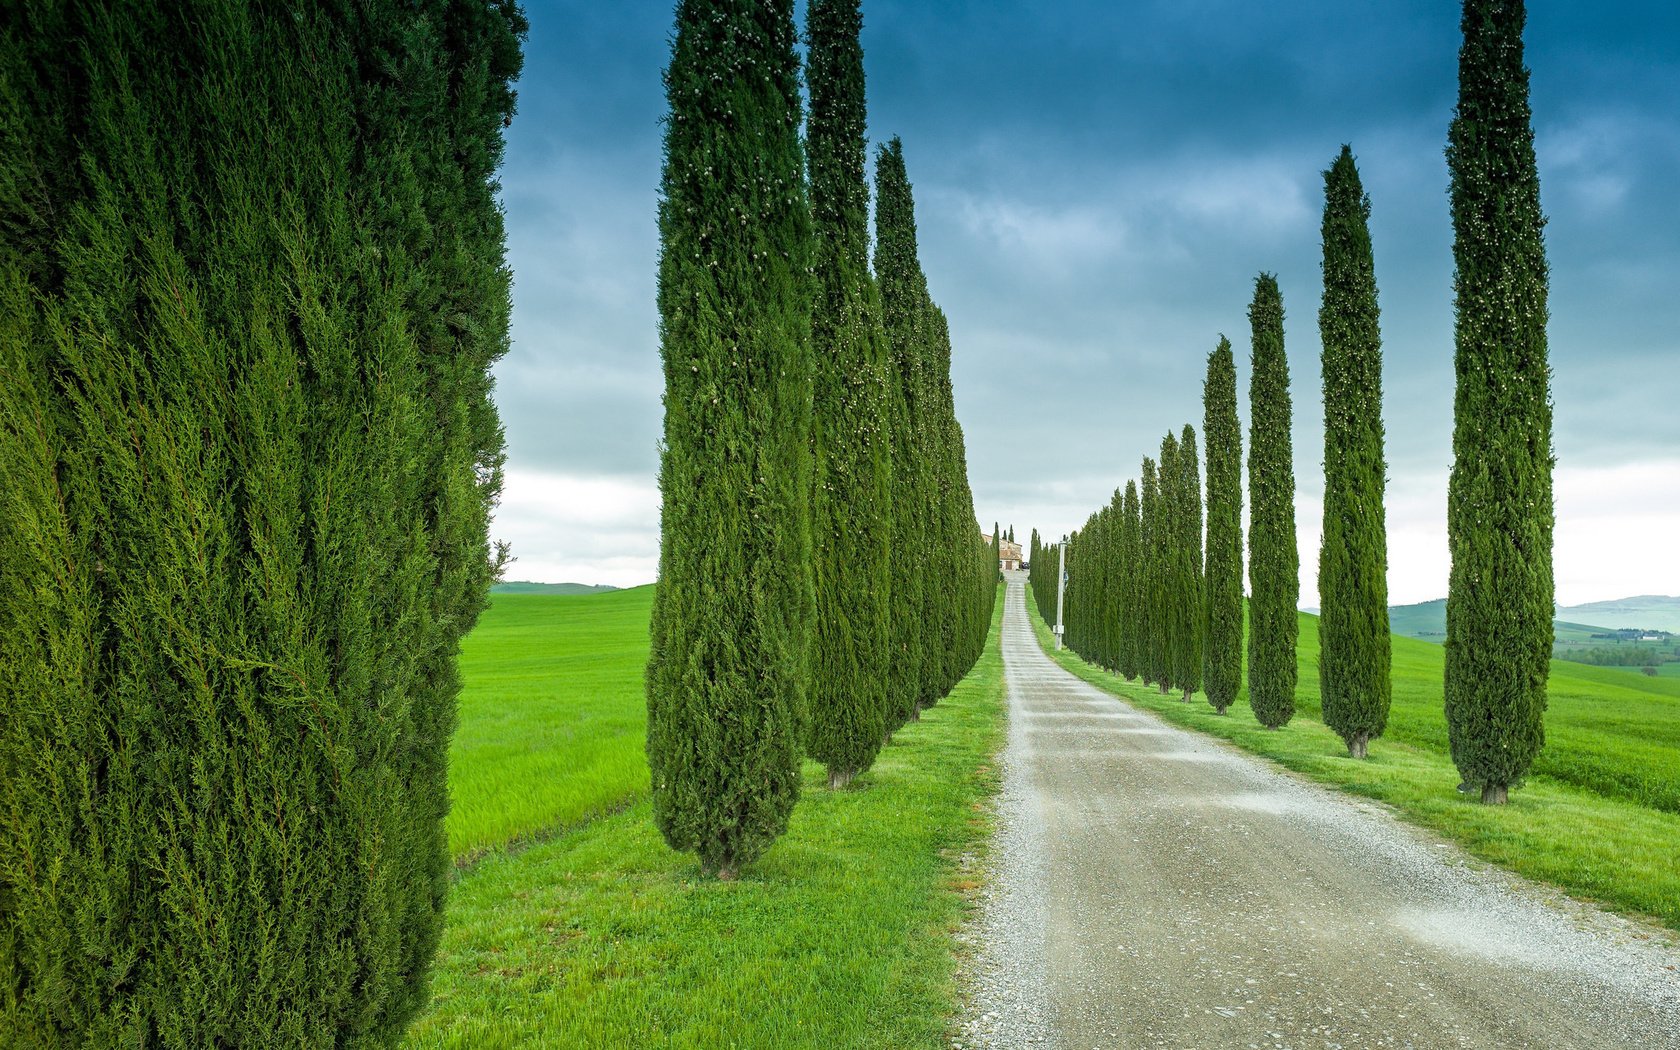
top-left (1055, 535), bottom-right (1068, 650)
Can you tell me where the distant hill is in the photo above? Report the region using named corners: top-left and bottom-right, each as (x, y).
top-left (1389, 595), bottom-right (1680, 643)
top-left (491, 581), bottom-right (620, 596)
top-left (1557, 595), bottom-right (1680, 634)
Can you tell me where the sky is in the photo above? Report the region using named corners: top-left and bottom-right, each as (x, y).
top-left (489, 0), bottom-right (1680, 607)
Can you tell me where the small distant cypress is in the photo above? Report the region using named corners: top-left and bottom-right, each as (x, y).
top-left (1117, 481), bottom-right (1143, 681)
top-left (1247, 274), bottom-right (1299, 729)
top-left (1203, 338), bottom-right (1244, 714)
top-left (647, 0), bottom-right (814, 878)
top-left (1443, 0), bottom-right (1554, 804)
top-left (1318, 145), bottom-right (1392, 759)
top-left (1173, 424), bottom-right (1205, 701)
top-left (1144, 449), bottom-right (1173, 693)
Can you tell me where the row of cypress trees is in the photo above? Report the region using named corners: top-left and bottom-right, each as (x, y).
top-left (1, 1), bottom-right (526, 1043)
top-left (1042, 0), bottom-right (1553, 805)
top-left (647, 0), bottom-right (995, 881)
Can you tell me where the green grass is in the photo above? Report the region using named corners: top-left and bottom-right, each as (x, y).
top-left (409, 587), bottom-right (1007, 1047)
top-left (447, 588), bottom-right (654, 859)
top-left (1028, 588), bottom-right (1680, 933)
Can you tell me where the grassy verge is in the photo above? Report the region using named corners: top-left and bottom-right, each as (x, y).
top-left (447, 588), bottom-right (654, 859)
top-left (1024, 588), bottom-right (1680, 934)
top-left (407, 587), bottom-right (1006, 1048)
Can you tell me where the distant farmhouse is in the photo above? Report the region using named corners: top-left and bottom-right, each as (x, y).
top-left (982, 531), bottom-right (1023, 571)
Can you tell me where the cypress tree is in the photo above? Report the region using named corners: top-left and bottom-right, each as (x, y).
top-left (647, 0), bottom-right (814, 878)
top-left (875, 137), bottom-right (939, 712)
top-left (1173, 424), bottom-right (1205, 701)
top-left (1118, 481), bottom-right (1144, 681)
top-left (1203, 338), bottom-right (1244, 714)
top-left (1319, 146), bottom-right (1392, 759)
top-left (1141, 453), bottom-right (1172, 691)
top-left (0, 1), bottom-right (523, 1041)
top-left (1247, 274), bottom-right (1299, 729)
top-left (804, 0), bottom-right (891, 789)
top-left (1444, 0), bottom-right (1554, 804)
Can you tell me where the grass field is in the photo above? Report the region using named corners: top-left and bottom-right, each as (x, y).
top-left (410, 586), bottom-right (1007, 1047)
top-left (448, 589), bottom-right (653, 859)
top-left (1027, 588), bottom-right (1680, 933)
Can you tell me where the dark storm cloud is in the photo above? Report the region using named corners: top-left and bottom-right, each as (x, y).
top-left (496, 1), bottom-right (1680, 597)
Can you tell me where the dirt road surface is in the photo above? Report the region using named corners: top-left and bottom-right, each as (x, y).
top-left (958, 574), bottom-right (1680, 1049)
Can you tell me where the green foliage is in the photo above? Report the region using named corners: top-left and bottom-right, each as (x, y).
top-left (648, 0), bottom-right (814, 877)
top-left (0, 1), bottom-right (523, 1042)
top-left (805, 0), bottom-right (891, 785)
top-left (1443, 0), bottom-right (1555, 800)
top-left (1117, 482), bottom-right (1144, 681)
top-left (1170, 425), bottom-right (1205, 698)
top-left (1247, 273), bottom-right (1300, 728)
top-left (1202, 339), bottom-right (1244, 713)
top-left (1318, 145), bottom-right (1393, 758)
top-left (1140, 456), bottom-right (1171, 689)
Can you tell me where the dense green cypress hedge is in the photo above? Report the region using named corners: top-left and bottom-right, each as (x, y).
top-left (1202, 338), bottom-right (1244, 714)
top-left (0, 1), bottom-right (523, 1041)
top-left (1247, 274), bottom-right (1299, 729)
top-left (804, 0), bottom-right (891, 788)
top-left (1444, 0), bottom-right (1554, 805)
top-left (1318, 145), bottom-right (1392, 759)
top-left (647, 0), bottom-right (814, 878)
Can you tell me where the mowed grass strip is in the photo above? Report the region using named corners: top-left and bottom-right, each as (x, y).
top-left (407, 588), bottom-right (1007, 1048)
top-left (448, 588), bottom-right (654, 859)
top-left (1025, 589), bottom-right (1680, 933)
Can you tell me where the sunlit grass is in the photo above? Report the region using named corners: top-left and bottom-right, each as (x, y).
top-left (447, 588), bottom-right (654, 859)
top-left (408, 588), bottom-right (1007, 1047)
top-left (1027, 588), bottom-right (1680, 932)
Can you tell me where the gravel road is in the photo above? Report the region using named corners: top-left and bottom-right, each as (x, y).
top-left (957, 574), bottom-right (1680, 1050)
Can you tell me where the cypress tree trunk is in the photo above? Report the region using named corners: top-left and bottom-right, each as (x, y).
top-left (1318, 145), bottom-right (1393, 759)
top-left (1175, 425), bottom-right (1205, 702)
top-left (804, 0), bottom-right (890, 789)
top-left (648, 0), bottom-right (814, 878)
top-left (1444, 0), bottom-right (1553, 802)
top-left (1247, 274), bottom-right (1300, 729)
top-left (1118, 481), bottom-right (1143, 681)
top-left (1203, 338), bottom-right (1244, 714)
top-left (0, 2), bottom-right (523, 1041)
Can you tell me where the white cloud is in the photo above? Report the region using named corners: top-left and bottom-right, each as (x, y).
top-left (490, 469), bottom-right (660, 588)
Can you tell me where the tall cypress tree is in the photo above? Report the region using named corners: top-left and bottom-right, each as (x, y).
top-left (1247, 274), bottom-right (1299, 729)
top-left (1173, 424), bottom-right (1205, 701)
top-left (1146, 446), bottom-right (1175, 693)
top-left (1444, 0), bottom-right (1554, 804)
top-left (1118, 480), bottom-right (1143, 681)
top-left (647, 0), bottom-right (813, 878)
top-left (1203, 338), bottom-right (1244, 714)
top-left (804, 0), bottom-right (891, 789)
top-left (875, 137), bottom-right (940, 712)
top-left (1319, 146), bottom-right (1392, 759)
top-left (0, 1), bottom-right (523, 1041)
